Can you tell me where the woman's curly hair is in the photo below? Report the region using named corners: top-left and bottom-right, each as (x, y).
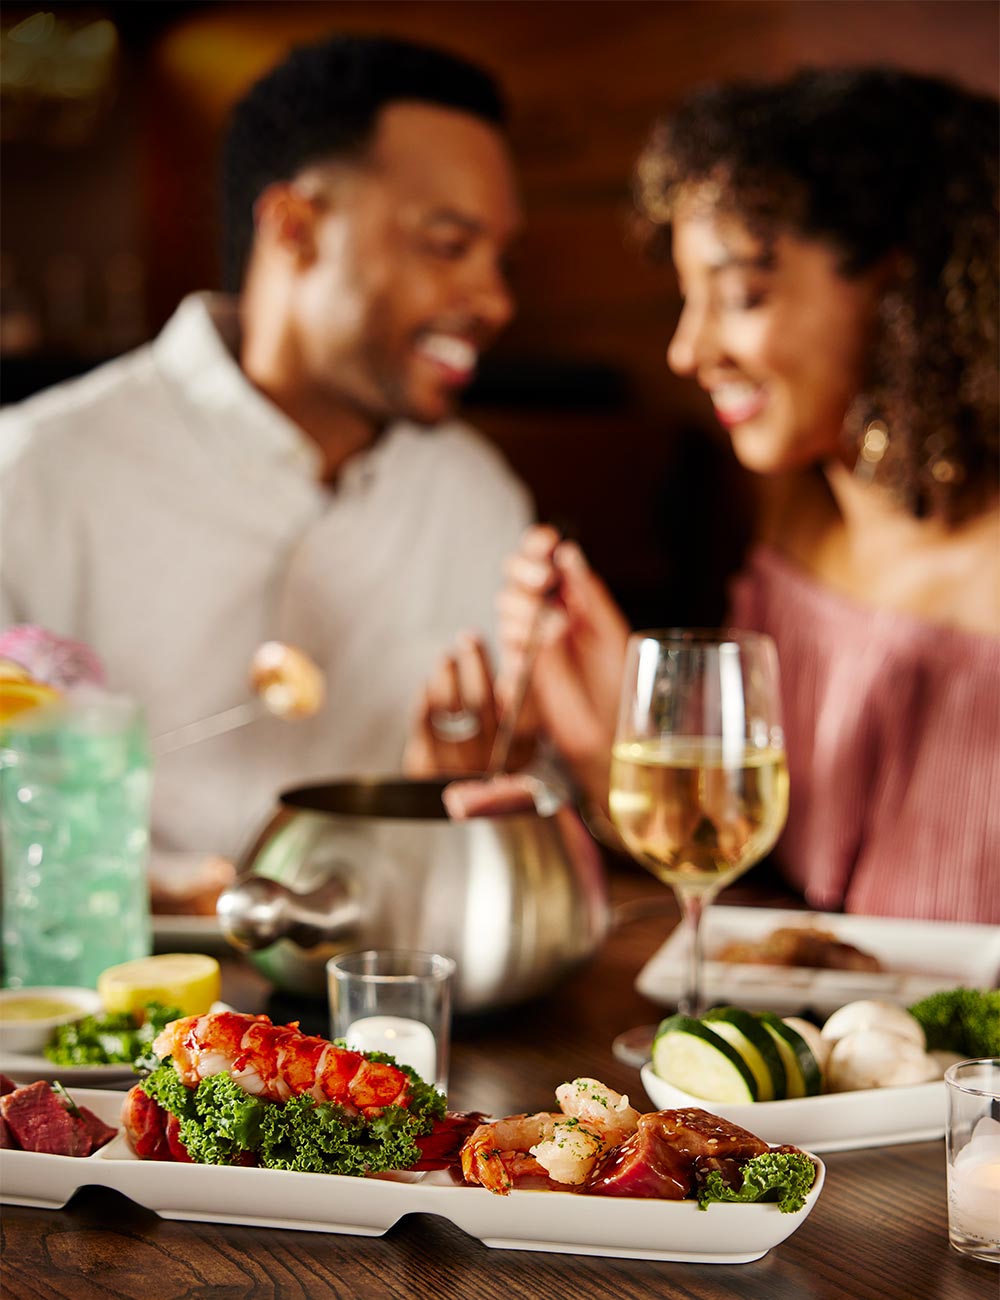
top-left (635, 67), bottom-right (998, 521)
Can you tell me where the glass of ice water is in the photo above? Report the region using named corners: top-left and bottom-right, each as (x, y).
top-left (1, 692), bottom-right (153, 990)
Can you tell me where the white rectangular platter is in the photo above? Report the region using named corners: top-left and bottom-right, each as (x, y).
top-left (636, 907), bottom-right (1000, 1016)
top-left (0, 1090), bottom-right (824, 1263)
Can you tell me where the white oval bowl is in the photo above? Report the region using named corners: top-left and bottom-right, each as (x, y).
top-left (640, 1062), bottom-right (946, 1153)
top-left (0, 986), bottom-right (103, 1055)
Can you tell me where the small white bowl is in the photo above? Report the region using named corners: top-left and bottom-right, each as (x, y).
top-left (0, 986), bottom-right (104, 1055)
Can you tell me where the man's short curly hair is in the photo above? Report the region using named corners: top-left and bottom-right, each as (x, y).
top-left (221, 33), bottom-right (506, 294)
top-left (635, 67), bottom-right (999, 521)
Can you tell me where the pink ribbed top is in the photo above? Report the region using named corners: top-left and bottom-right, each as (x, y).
top-left (728, 545), bottom-right (1000, 924)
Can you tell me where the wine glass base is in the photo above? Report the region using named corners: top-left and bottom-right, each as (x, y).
top-left (611, 1022), bottom-right (659, 1069)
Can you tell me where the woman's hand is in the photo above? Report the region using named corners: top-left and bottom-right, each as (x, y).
top-left (497, 525), bottom-right (631, 808)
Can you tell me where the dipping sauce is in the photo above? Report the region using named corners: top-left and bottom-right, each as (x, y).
top-left (0, 996), bottom-right (81, 1021)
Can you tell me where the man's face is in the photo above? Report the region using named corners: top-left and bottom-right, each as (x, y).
top-left (290, 102), bottom-right (522, 428)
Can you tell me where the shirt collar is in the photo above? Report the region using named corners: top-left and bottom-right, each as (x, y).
top-left (152, 293), bottom-right (441, 494)
top-left (152, 292), bottom-right (325, 480)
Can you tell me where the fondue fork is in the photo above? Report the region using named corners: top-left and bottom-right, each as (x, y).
top-left (151, 642), bottom-right (324, 757)
top-left (486, 580), bottom-right (557, 776)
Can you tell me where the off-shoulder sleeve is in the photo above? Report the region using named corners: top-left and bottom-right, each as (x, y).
top-left (727, 546), bottom-right (1000, 924)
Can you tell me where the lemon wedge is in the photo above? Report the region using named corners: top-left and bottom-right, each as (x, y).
top-left (97, 953), bottom-right (222, 1018)
top-left (0, 658), bottom-right (32, 683)
top-left (0, 679), bottom-right (60, 722)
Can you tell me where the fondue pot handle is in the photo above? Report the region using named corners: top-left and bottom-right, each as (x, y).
top-left (216, 870), bottom-right (361, 953)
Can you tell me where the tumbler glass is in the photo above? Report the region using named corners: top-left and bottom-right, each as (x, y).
top-left (945, 1058), bottom-right (1000, 1264)
top-left (327, 949), bottom-right (455, 1092)
top-left (1, 693), bottom-right (152, 989)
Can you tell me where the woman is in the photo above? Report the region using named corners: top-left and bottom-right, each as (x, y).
top-left (407, 67), bottom-right (999, 924)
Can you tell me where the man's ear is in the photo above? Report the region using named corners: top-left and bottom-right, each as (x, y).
top-left (252, 183), bottom-right (320, 267)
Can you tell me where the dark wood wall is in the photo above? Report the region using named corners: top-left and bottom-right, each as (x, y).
top-left (3, 0), bottom-right (997, 623)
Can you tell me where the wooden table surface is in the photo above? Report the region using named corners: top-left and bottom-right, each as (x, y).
top-left (2, 860), bottom-right (995, 1300)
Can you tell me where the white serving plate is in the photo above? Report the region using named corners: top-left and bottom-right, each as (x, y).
top-left (0, 1089), bottom-right (825, 1263)
top-left (0, 1051), bottom-right (142, 1088)
top-left (641, 1065), bottom-right (945, 1153)
top-left (0, 999), bottom-right (236, 1088)
top-left (636, 907), bottom-right (1000, 1016)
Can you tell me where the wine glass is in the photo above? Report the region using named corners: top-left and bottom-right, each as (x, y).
top-left (609, 629), bottom-right (788, 1064)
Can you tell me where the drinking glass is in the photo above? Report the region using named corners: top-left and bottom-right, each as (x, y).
top-left (327, 949), bottom-right (455, 1093)
top-left (609, 630), bottom-right (788, 1057)
top-left (1, 693), bottom-right (153, 989)
top-left (945, 1058), bottom-right (1000, 1263)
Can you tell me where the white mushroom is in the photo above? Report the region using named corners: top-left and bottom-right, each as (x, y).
top-left (782, 1016), bottom-right (831, 1072)
top-left (825, 1029), bottom-right (942, 1092)
top-left (820, 999), bottom-right (926, 1049)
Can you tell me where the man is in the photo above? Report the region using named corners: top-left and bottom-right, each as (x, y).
top-left (0, 35), bottom-right (532, 879)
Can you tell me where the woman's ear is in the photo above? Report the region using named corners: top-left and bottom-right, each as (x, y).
top-left (252, 182), bottom-right (320, 268)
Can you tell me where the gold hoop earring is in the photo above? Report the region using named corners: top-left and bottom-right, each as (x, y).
top-left (854, 418), bottom-right (889, 484)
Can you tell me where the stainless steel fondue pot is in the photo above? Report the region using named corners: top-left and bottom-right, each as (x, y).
top-left (217, 777), bottom-right (609, 1013)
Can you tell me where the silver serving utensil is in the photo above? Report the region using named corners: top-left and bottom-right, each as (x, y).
top-left (486, 582), bottom-right (556, 776)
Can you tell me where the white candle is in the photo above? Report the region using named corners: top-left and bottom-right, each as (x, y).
top-left (345, 1014), bottom-right (438, 1084)
top-left (949, 1129), bottom-right (1000, 1246)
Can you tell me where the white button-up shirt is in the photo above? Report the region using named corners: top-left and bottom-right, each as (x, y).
top-left (0, 294), bottom-right (533, 861)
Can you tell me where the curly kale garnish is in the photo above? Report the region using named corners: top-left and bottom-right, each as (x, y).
top-left (359, 1049), bottom-right (447, 1129)
top-left (697, 1151), bottom-right (817, 1213)
top-left (45, 1002), bottom-right (183, 1068)
top-left (141, 1055), bottom-right (446, 1175)
top-left (908, 987), bottom-right (1000, 1058)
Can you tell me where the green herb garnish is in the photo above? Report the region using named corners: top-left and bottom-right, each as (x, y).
top-left (44, 1001), bottom-right (183, 1068)
top-left (141, 1054), bottom-right (446, 1175)
top-left (697, 1151), bottom-right (817, 1213)
top-left (908, 987), bottom-right (1000, 1058)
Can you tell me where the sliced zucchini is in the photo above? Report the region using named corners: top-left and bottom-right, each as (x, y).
top-left (651, 1014), bottom-right (758, 1103)
top-left (756, 1011), bottom-right (824, 1097)
top-left (702, 1006), bottom-right (787, 1101)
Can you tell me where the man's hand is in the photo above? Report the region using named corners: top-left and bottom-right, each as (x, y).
top-left (403, 632), bottom-right (501, 776)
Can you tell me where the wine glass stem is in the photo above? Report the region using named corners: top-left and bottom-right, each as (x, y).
top-left (676, 888), bottom-right (709, 1016)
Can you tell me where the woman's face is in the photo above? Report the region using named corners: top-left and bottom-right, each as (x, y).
top-left (667, 194), bottom-right (885, 475)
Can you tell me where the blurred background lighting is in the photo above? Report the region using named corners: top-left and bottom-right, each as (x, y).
top-left (1, 11), bottom-right (119, 145)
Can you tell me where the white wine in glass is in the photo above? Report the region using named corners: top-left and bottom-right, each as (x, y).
top-left (609, 630), bottom-right (788, 1033)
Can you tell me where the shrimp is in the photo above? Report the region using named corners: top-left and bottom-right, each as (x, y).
top-left (460, 1078), bottom-right (641, 1195)
top-left (152, 1011), bottom-right (410, 1118)
top-left (555, 1077), bottom-right (641, 1144)
top-left (460, 1112), bottom-right (558, 1194)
